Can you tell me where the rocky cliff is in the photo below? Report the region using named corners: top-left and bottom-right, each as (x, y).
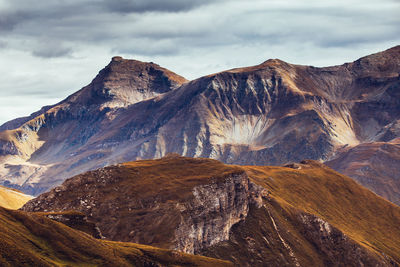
top-left (1, 46), bottom-right (400, 205)
top-left (22, 156), bottom-right (400, 266)
top-left (22, 156), bottom-right (267, 254)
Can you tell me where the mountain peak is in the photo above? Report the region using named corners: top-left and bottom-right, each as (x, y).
top-left (261, 58), bottom-right (287, 65)
top-left (64, 57), bottom-right (188, 108)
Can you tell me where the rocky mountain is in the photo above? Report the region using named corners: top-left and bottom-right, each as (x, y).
top-left (0, 206), bottom-right (231, 266)
top-left (0, 46), bottom-right (399, 203)
top-left (0, 185), bottom-right (32, 209)
top-left (22, 156), bottom-right (400, 266)
top-left (0, 57), bottom-right (187, 195)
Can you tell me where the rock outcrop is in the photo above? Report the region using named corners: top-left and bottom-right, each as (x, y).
top-left (22, 156), bottom-right (267, 254)
top-left (175, 173), bottom-right (266, 253)
top-left (296, 212), bottom-right (389, 266)
top-left (22, 157), bottom-right (400, 266)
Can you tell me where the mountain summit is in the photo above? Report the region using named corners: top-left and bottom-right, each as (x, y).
top-left (64, 56), bottom-right (187, 108)
top-left (0, 46), bottom-right (399, 201)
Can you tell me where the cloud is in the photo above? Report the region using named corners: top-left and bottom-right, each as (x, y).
top-left (31, 40), bottom-right (73, 58)
top-left (0, 40), bottom-right (6, 48)
top-left (0, 0), bottom-right (399, 124)
top-left (101, 0), bottom-right (223, 13)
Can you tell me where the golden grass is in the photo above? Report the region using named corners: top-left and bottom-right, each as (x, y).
top-left (0, 186), bottom-right (33, 210)
top-left (121, 156), bottom-right (244, 202)
top-left (243, 160), bottom-right (400, 262)
top-left (0, 206), bottom-right (232, 266)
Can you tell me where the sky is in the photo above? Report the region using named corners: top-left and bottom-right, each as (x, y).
top-left (0, 0), bottom-right (399, 125)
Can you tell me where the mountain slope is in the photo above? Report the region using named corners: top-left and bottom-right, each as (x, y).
top-left (0, 57), bottom-right (187, 195)
top-left (0, 205), bottom-right (231, 266)
top-left (326, 138), bottom-right (400, 205)
top-left (22, 156), bottom-right (400, 266)
top-left (0, 186), bottom-right (32, 209)
top-left (0, 46), bottom-right (399, 201)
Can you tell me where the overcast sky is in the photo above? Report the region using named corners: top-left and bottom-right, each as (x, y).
top-left (0, 0), bottom-right (399, 125)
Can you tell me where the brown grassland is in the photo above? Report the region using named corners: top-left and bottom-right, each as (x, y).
top-left (0, 206), bottom-right (232, 266)
top-left (243, 160), bottom-right (400, 263)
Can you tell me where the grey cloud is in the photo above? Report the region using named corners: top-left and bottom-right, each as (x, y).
top-left (30, 39), bottom-right (73, 58)
top-left (1, 0), bottom-right (398, 59)
top-left (32, 46), bottom-right (72, 58)
top-left (0, 0), bottom-right (399, 125)
top-left (0, 40), bottom-right (6, 48)
top-left (112, 38), bottom-right (182, 56)
top-left (0, 11), bottom-right (34, 32)
top-left (101, 0), bottom-right (222, 13)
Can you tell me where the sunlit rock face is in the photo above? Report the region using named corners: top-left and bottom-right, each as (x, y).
top-left (1, 46), bottom-right (400, 201)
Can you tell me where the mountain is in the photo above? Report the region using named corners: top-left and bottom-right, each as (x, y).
top-left (0, 57), bottom-right (187, 195)
top-left (0, 206), bottom-right (231, 267)
top-left (22, 156), bottom-right (400, 266)
top-left (0, 46), bottom-right (399, 202)
top-left (326, 138), bottom-right (400, 205)
top-left (0, 185), bottom-right (32, 209)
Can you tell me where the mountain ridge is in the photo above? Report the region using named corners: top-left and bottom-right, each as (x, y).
top-left (0, 46), bottom-right (399, 203)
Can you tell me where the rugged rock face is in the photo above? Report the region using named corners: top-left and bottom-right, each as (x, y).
top-left (202, 202), bottom-right (392, 267)
top-left (1, 46), bottom-right (400, 204)
top-left (175, 173), bottom-right (266, 253)
top-left (22, 157), bottom-right (400, 266)
top-left (22, 156), bottom-right (267, 253)
top-left (296, 212), bottom-right (388, 267)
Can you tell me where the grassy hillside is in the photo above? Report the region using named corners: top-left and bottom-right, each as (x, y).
top-left (20, 156), bottom-right (400, 266)
top-left (0, 186), bottom-right (32, 209)
top-left (244, 160), bottom-right (400, 263)
top-left (0, 206), bottom-right (232, 266)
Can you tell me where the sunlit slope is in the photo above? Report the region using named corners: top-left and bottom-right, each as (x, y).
top-left (22, 156), bottom-right (400, 265)
top-left (244, 160), bottom-right (400, 263)
top-left (0, 186), bottom-right (32, 209)
top-left (0, 206), bottom-right (231, 267)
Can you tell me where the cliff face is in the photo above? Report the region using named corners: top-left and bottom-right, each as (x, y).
top-left (22, 156), bottom-right (267, 254)
top-left (22, 157), bottom-right (400, 266)
top-left (175, 173), bottom-right (266, 253)
top-left (1, 46), bottom-right (400, 205)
